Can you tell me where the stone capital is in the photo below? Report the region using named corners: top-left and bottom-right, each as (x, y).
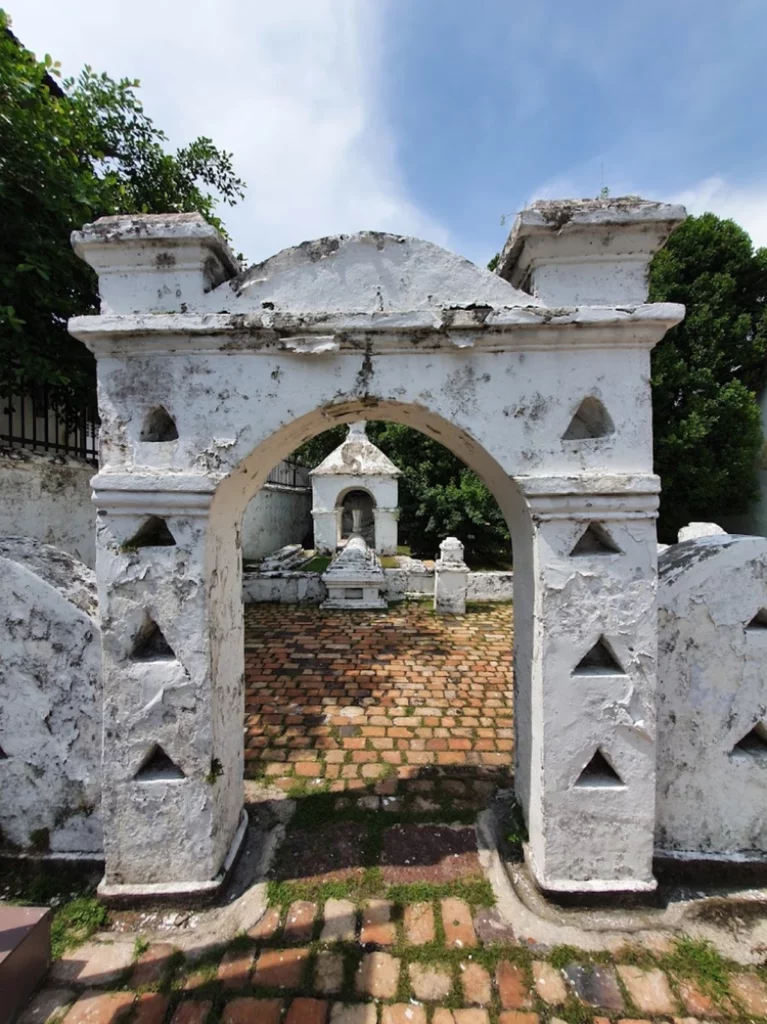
top-left (498, 198), bottom-right (686, 306)
top-left (72, 213), bottom-right (240, 315)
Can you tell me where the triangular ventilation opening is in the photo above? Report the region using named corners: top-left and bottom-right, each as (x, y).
top-left (127, 516), bottom-right (177, 549)
top-left (573, 637), bottom-right (626, 676)
top-left (570, 522), bottom-right (621, 556)
top-left (746, 609), bottom-right (767, 631)
top-left (0, 744), bottom-right (7, 760)
top-left (134, 744), bottom-right (185, 782)
top-left (140, 406), bottom-right (178, 442)
top-left (731, 722), bottom-right (767, 760)
top-left (562, 397), bottom-right (615, 440)
top-left (574, 748), bottom-right (626, 789)
top-left (131, 617), bottom-right (176, 662)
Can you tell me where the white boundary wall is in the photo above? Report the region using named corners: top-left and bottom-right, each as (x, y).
top-left (0, 446), bottom-right (96, 567)
top-left (242, 484), bottom-right (312, 560)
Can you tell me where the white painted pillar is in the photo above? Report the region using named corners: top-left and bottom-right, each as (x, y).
top-left (372, 507), bottom-right (398, 555)
top-left (434, 537), bottom-right (469, 614)
top-left (515, 477), bottom-right (659, 894)
top-left (93, 483), bottom-right (246, 896)
top-left (311, 507), bottom-right (338, 554)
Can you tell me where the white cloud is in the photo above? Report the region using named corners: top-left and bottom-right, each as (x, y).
top-left (669, 177), bottom-right (767, 249)
top-left (9, 0), bottom-right (447, 264)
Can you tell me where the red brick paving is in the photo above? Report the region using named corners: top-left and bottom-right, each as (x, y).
top-left (244, 603), bottom-right (514, 788)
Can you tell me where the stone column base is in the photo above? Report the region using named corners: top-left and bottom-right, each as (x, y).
top-left (96, 807), bottom-right (248, 906)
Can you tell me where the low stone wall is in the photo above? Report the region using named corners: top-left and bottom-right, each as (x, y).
top-left (0, 447), bottom-right (96, 567)
top-left (656, 534), bottom-right (767, 862)
top-left (242, 567), bottom-right (514, 604)
top-left (243, 570), bottom-right (326, 604)
top-left (0, 538), bottom-right (102, 854)
top-left (241, 484), bottom-right (312, 561)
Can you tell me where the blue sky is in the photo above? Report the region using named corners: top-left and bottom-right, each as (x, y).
top-left (10, 0), bottom-right (767, 266)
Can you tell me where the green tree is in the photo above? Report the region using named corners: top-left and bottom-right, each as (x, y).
top-left (649, 213), bottom-right (767, 541)
top-left (0, 14), bottom-right (244, 414)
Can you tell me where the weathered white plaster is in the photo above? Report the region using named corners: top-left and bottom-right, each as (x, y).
top-left (321, 535), bottom-right (387, 609)
top-left (434, 537), bottom-right (469, 614)
top-left (677, 521), bottom-right (726, 543)
top-left (242, 569), bottom-right (325, 604)
top-left (311, 422), bottom-right (400, 555)
top-left (499, 198), bottom-right (686, 307)
top-left (656, 534), bottom-right (767, 859)
top-left (0, 446), bottom-right (96, 567)
top-left (0, 539), bottom-right (102, 853)
top-left (241, 483), bottom-right (312, 561)
top-left (69, 199), bottom-right (684, 895)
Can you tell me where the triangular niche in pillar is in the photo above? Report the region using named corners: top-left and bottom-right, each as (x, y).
top-left (574, 748), bottom-right (626, 789)
top-left (573, 636), bottom-right (626, 676)
top-left (562, 397), bottom-right (614, 440)
top-left (570, 522), bottom-right (622, 556)
top-left (746, 609), bottom-right (767, 631)
top-left (0, 744), bottom-right (7, 760)
top-left (131, 616), bottom-right (176, 662)
top-left (731, 722), bottom-right (767, 760)
top-left (134, 744), bottom-right (185, 781)
top-left (140, 405), bottom-right (178, 442)
top-left (127, 516), bottom-right (177, 549)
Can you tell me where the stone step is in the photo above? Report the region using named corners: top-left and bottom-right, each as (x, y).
top-left (0, 906), bottom-right (51, 1024)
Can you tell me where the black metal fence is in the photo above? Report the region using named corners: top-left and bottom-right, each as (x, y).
top-left (266, 459), bottom-right (311, 489)
top-left (1, 384), bottom-right (311, 486)
top-left (1, 385), bottom-right (99, 465)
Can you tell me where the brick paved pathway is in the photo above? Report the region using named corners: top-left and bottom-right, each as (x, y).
top-left (36, 884), bottom-right (767, 1024)
top-left (243, 603), bottom-right (514, 793)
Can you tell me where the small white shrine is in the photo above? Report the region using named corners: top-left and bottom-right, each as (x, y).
top-left (310, 422), bottom-right (400, 555)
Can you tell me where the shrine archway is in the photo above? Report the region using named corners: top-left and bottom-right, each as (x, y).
top-left (69, 200), bottom-right (685, 900)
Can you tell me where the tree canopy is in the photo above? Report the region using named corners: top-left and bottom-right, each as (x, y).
top-left (0, 13), bottom-right (244, 413)
top-left (649, 213), bottom-right (767, 540)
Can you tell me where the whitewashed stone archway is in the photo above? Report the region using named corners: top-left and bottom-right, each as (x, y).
top-left (69, 200), bottom-right (685, 899)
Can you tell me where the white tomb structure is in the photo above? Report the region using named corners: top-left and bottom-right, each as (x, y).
top-left (67, 198), bottom-right (686, 899)
top-left (434, 536), bottom-right (470, 615)
top-left (311, 421), bottom-right (400, 555)
top-left (321, 531), bottom-right (387, 610)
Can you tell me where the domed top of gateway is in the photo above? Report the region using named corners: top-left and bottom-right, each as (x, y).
top-left (231, 231), bottom-right (542, 313)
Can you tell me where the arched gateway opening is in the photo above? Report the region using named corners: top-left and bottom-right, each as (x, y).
top-left (70, 200), bottom-right (685, 901)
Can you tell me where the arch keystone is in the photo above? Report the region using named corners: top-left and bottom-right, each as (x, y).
top-left (569, 522), bottom-right (621, 556)
top-left (574, 748), bottom-right (626, 788)
top-left (131, 617), bottom-right (176, 662)
top-left (731, 722), bottom-right (767, 759)
top-left (134, 744), bottom-right (185, 781)
top-left (573, 637), bottom-right (626, 676)
top-left (562, 396), bottom-right (614, 440)
top-left (140, 406), bottom-right (178, 442)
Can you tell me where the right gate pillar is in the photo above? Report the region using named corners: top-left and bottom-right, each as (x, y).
top-left (513, 476), bottom-right (660, 894)
top-left (499, 198), bottom-right (686, 894)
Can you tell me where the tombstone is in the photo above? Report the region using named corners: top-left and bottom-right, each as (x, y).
top-left (434, 537), bottom-right (469, 614)
top-left (321, 534), bottom-right (387, 610)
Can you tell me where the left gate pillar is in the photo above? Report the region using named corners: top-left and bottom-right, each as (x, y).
top-left (71, 215), bottom-right (247, 896)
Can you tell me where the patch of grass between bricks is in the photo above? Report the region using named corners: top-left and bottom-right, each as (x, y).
top-left (660, 935), bottom-right (737, 1000)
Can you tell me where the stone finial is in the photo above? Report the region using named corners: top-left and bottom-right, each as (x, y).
top-left (71, 213), bottom-right (240, 315)
top-left (496, 197), bottom-right (686, 306)
top-left (437, 536), bottom-right (466, 566)
top-left (348, 421), bottom-right (368, 438)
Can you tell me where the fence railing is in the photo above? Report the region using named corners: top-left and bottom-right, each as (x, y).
top-left (1, 386), bottom-right (99, 465)
top-left (2, 384), bottom-right (312, 487)
top-left (266, 459), bottom-right (311, 489)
